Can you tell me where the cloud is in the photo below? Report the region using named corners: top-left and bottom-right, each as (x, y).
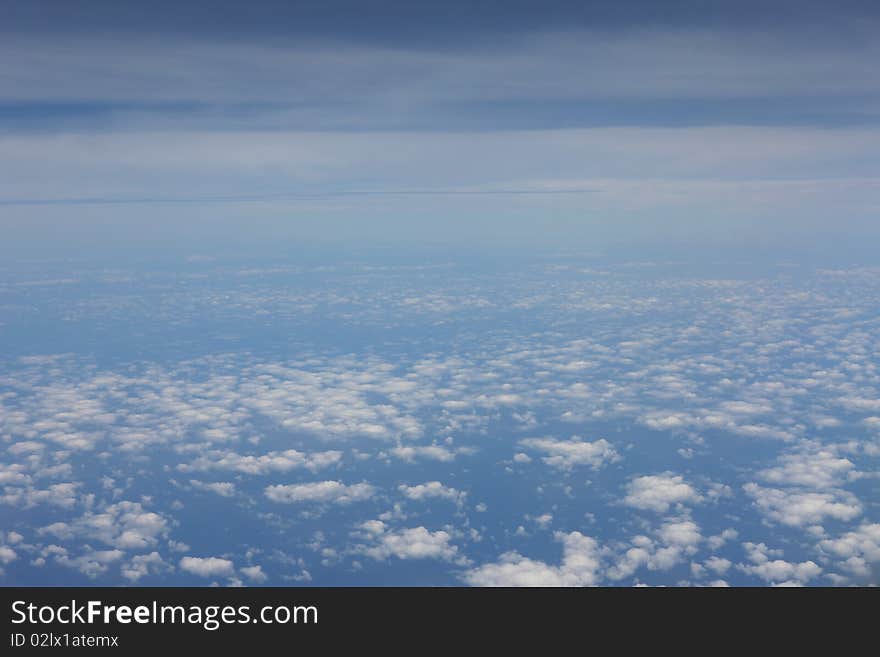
top-left (737, 542), bottom-right (822, 585)
top-left (743, 483), bottom-right (862, 528)
top-left (608, 518), bottom-right (704, 580)
top-left (818, 523), bottom-right (880, 582)
top-left (357, 522), bottom-right (461, 562)
top-left (836, 397), bottom-right (880, 413)
top-left (179, 556), bottom-right (235, 578)
top-left (189, 480), bottom-right (236, 497)
top-left (623, 473), bottom-right (702, 512)
top-left (121, 552), bottom-right (171, 582)
top-left (758, 448), bottom-right (858, 489)
top-left (657, 519), bottom-right (702, 550)
top-left (55, 549), bottom-right (125, 578)
top-left (240, 564), bottom-right (269, 583)
top-left (4, 125), bottom-right (880, 250)
top-left (265, 481), bottom-right (375, 505)
top-left (398, 481), bottom-right (465, 505)
top-left (38, 501), bottom-right (169, 550)
top-left (518, 436), bottom-right (619, 470)
top-left (532, 513), bottom-right (553, 529)
top-left (706, 528), bottom-right (738, 550)
top-left (463, 532), bottom-right (603, 586)
top-left (1, 483), bottom-right (80, 509)
top-left (0, 545), bottom-right (17, 565)
top-left (389, 445), bottom-right (457, 462)
top-left (703, 556), bottom-right (732, 575)
top-left (0, 464), bottom-right (31, 486)
top-left (2, 259), bottom-right (880, 588)
top-left (4, 25), bottom-right (880, 116)
top-left (180, 449), bottom-right (342, 475)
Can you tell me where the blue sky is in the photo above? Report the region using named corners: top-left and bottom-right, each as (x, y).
top-left (1, 0), bottom-right (880, 256)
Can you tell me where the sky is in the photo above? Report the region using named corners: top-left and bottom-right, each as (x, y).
top-left (0, 2), bottom-right (879, 588)
top-left (1, 0), bottom-right (880, 257)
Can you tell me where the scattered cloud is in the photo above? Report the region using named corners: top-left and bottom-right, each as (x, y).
top-left (623, 473), bottom-right (702, 513)
top-left (265, 481), bottom-right (376, 505)
top-left (463, 532), bottom-right (603, 586)
top-left (357, 522), bottom-right (462, 562)
top-left (518, 436), bottom-right (619, 470)
top-left (179, 556), bottom-right (236, 578)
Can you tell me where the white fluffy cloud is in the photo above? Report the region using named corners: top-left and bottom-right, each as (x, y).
top-left (180, 449), bottom-right (342, 475)
top-left (389, 445), bottom-right (457, 462)
top-left (358, 522), bottom-right (461, 562)
top-left (189, 480), bottom-right (236, 497)
top-left (703, 556), bottom-right (732, 575)
top-left (623, 473), bottom-right (701, 512)
top-left (265, 481), bottom-right (375, 505)
top-left (607, 519), bottom-right (704, 580)
top-left (518, 436), bottom-right (619, 470)
top-left (737, 542), bottom-right (822, 586)
top-left (1, 483), bottom-right (80, 509)
top-left (398, 481), bottom-right (464, 505)
top-left (0, 545), bottom-right (17, 565)
top-left (818, 523), bottom-right (880, 581)
top-left (758, 448), bottom-right (857, 489)
top-left (38, 501), bottom-right (169, 550)
top-left (463, 532), bottom-right (603, 586)
top-left (122, 552), bottom-right (171, 582)
top-left (54, 549), bottom-right (125, 578)
top-left (743, 483), bottom-right (862, 528)
top-left (240, 564), bottom-right (269, 583)
top-left (179, 556), bottom-right (235, 578)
